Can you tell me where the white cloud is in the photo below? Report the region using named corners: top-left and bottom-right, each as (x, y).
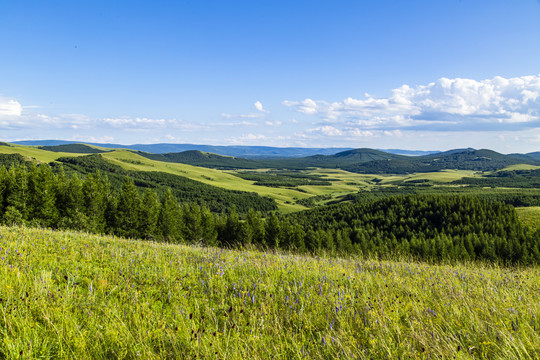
top-left (265, 120), bottom-right (282, 127)
top-left (102, 117), bottom-right (169, 128)
top-left (308, 126), bottom-right (344, 136)
top-left (0, 97), bottom-right (22, 117)
top-left (70, 135), bottom-right (115, 143)
top-left (283, 74), bottom-right (540, 132)
top-left (254, 101), bottom-right (269, 113)
top-left (239, 113), bottom-right (265, 119)
top-left (230, 133), bottom-right (267, 144)
top-left (348, 128), bottom-right (375, 137)
top-left (283, 98), bottom-right (321, 115)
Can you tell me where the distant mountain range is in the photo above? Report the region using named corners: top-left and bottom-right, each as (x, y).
top-left (12, 140), bottom-right (437, 158)
top-left (9, 140), bottom-right (540, 174)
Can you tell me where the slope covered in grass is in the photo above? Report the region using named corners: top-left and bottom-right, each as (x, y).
top-left (39, 143), bottom-right (110, 154)
top-left (1, 226), bottom-right (539, 359)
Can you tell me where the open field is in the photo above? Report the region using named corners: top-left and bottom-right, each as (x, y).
top-left (101, 150), bottom-right (312, 212)
top-left (0, 144), bottom-right (90, 163)
top-left (309, 168), bottom-right (477, 186)
top-left (2, 143), bottom-right (539, 213)
top-left (1, 225), bottom-right (539, 359)
top-left (516, 207), bottom-right (540, 229)
top-left (499, 164), bottom-right (540, 171)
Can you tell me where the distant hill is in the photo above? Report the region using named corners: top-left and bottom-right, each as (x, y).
top-left (528, 151), bottom-right (540, 158)
top-left (128, 147), bottom-right (540, 173)
top-left (39, 143), bottom-right (109, 154)
top-left (343, 148), bottom-right (540, 174)
top-left (136, 150), bottom-right (263, 169)
top-left (13, 140), bottom-right (353, 158)
top-left (378, 149), bottom-right (439, 156)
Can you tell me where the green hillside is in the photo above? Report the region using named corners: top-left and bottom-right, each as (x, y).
top-left (0, 143), bottom-right (92, 163)
top-left (136, 147), bottom-right (540, 174)
top-left (1, 225), bottom-right (539, 359)
top-left (1, 143), bottom-right (539, 214)
top-left (56, 154), bottom-right (278, 214)
top-left (39, 143), bottom-right (110, 153)
top-left (343, 149), bottom-right (540, 174)
top-left (137, 150), bottom-right (263, 169)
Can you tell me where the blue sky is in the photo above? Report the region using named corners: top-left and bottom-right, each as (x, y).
top-left (1, 0), bottom-right (540, 152)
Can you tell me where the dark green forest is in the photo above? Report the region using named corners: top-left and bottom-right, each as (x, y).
top-left (39, 143), bottom-right (110, 153)
top-left (232, 171), bottom-right (333, 187)
top-left (54, 154), bottom-right (277, 213)
top-left (1, 159), bottom-right (539, 265)
top-left (134, 148), bottom-right (540, 173)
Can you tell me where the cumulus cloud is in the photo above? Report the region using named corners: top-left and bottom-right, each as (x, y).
top-left (0, 97), bottom-right (22, 117)
top-left (265, 120), bottom-right (282, 127)
top-left (230, 133), bottom-right (267, 144)
top-left (308, 126), bottom-right (344, 136)
top-left (101, 117), bottom-right (169, 128)
top-left (283, 75), bottom-right (540, 132)
top-left (70, 135), bottom-right (115, 143)
top-left (254, 101), bottom-right (269, 113)
top-left (221, 102), bottom-right (270, 121)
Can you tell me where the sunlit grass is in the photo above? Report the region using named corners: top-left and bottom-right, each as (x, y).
top-left (102, 150), bottom-right (311, 213)
top-left (1, 225), bottom-right (539, 359)
top-left (0, 144), bottom-right (90, 163)
top-left (516, 206), bottom-right (540, 230)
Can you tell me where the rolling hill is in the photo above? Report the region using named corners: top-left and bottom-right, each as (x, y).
top-left (133, 147), bottom-right (540, 174)
top-left (38, 143), bottom-right (110, 153)
top-left (13, 140), bottom-right (353, 158)
top-left (136, 150), bottom-right (263, 169)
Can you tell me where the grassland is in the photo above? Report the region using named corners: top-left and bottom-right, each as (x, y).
top-left (2, 143), bottom-right (539, 213)
top-left (0, 144), bottom-right (90, 163)
top-left (499, 164), bottom-right (540, 171)
top-left (101, 150), bottom-right (313, 212)
top-left (1, 225), bottom-right (539, 359)
top-left (516, 207), bottom-right (540, 230)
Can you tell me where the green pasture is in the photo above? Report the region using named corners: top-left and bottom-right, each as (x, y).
top-left (102, 150), bottom-right (312, 212)
top-left (499, 164), bottom-right (540, 171)
top-left (516, 207), bottom-right (540, 229)
top-left (1, 225), bottom-right (539, 359)
top-left (2, 143), bottom-right (539, 213)
top-left (0, 143), bottom-right (88, 163)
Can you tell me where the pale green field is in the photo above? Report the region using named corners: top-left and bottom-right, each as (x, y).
top-left (516, 207), bottom-right (540, 229)
top-left (1, 225), bottom-right (539, 359)
top-left (2, 143), bottom-right (538, 214)
top-left (0, 143), bottom-right (90, 163)
top-left (499, 164), bottom-right (540, 171)
top-left (310, 168), bottom-right (476, 186)
top-left (102, 150), bottom-right (312, 212)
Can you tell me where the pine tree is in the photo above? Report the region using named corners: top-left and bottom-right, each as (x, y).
top-left (222, 206), bottom-right (241, 246)
top-left (139, 188), bottom-right (160, 240)
top-left (116, 178), bottom-right (142, 238)
top-left (82, 173), bottom-right (107, 233)
top-left (246, 209), bottom-right (265, 246)
top-left (265, 213), bottom-right (281, 249)
top-left (158, 189), bottom-right (182, 243)
top-left (200, 205), bottom-right (218, 246)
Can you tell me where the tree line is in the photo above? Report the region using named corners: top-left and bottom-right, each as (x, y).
top-left (1, 162), bottom-right (539, 264)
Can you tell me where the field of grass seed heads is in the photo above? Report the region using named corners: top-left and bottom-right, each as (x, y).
top-left (1, 225), bottom-right (539, 359)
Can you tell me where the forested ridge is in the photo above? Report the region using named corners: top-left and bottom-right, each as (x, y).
top-left (54, 154), bottom-right (277, 213)
top-left (133, 147), bottom-right (540, 173)
top-left (1, 160), bottom-right (539, 264)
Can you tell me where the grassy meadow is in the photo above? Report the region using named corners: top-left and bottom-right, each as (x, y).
top-left (2, 143), bottom-right (539, 213)
top-left (0, 144), bottom-right (90, 163)
top-left (516, 207), bottom-right (540, 230)
top-left (1, 225), bottom-right (539, 359)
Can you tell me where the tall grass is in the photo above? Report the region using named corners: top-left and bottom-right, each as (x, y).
top-left (1, 225), bottom-right (539, 359)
